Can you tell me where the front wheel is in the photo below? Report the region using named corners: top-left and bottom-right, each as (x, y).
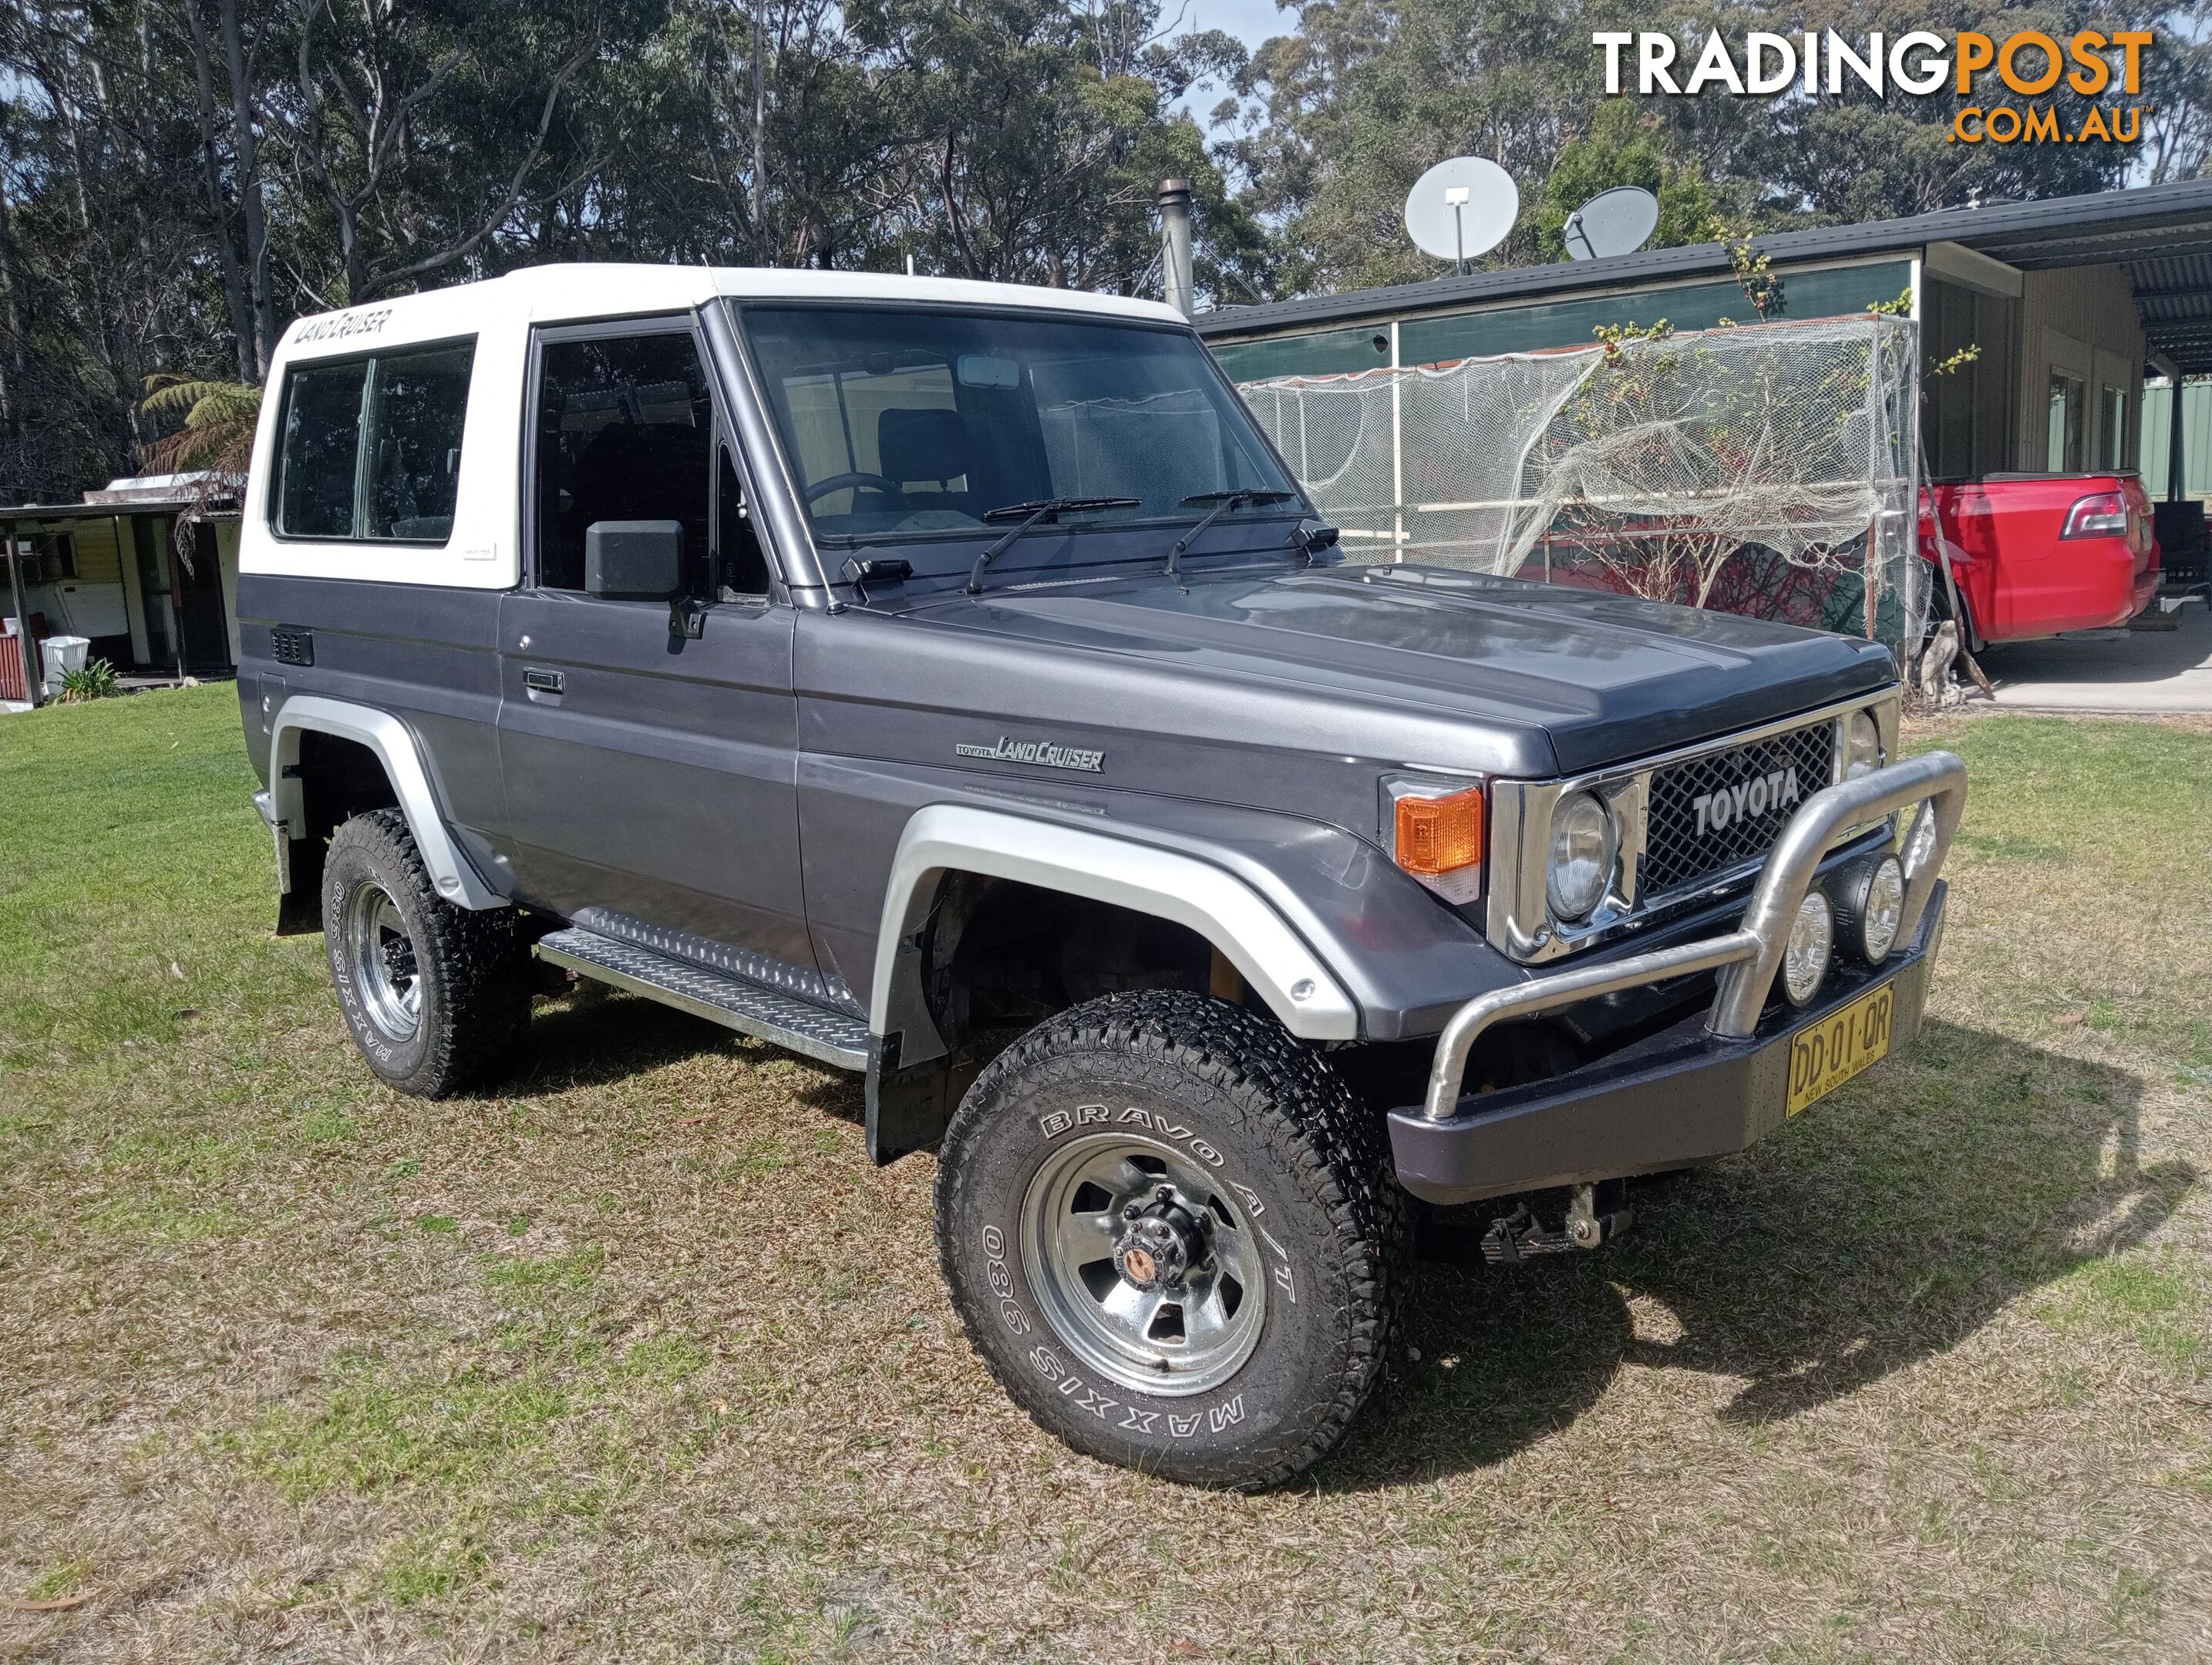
top-left (934, 991), bottom-right (1407, 1488)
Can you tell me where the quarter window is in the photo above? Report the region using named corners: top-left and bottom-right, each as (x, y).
top-left (276, 358), bottom-right (369, 539)
top-left (271, 338), bottom-right (476, 543)
top-left (366, 343), bottom-right (473, 540)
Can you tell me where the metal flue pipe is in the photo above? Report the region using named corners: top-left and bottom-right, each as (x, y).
top-left (1157, 179), bottom-right (1194, 318)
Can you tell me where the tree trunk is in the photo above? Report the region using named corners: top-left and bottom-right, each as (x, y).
top-left (216, 0), bottom-right (277, 376)
top-left (0, 170), bottom-right (19, 436)
top-left (752, 0), bottom-right (769, 264)
top-left (181, 0), bottom-right (259, 383)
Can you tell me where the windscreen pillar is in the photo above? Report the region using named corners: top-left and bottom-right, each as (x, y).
top-left (1157, 179), bottom-right (1195, 319)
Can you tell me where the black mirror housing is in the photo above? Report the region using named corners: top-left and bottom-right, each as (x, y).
top-left (585, 520), bottom-right (685, 599)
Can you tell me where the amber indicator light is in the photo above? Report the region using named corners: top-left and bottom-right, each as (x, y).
top-left (1395, 787), bottom-right (1484, 876)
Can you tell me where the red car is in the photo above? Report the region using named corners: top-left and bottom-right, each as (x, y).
top-left (1920, 473), bottom-right (2161, 649)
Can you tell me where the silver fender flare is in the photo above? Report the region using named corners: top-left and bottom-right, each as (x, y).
top-left (869, 803), bottom-right (1360, 1053)
top-left (267, 695), bottom-right (506, 910)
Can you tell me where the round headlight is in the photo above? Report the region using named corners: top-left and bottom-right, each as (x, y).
top-left (1844, 711), bottom-right (1882, 780)
top-left (1834, 852), bottom-right (1907, 963)
top-left (1546, 790), bottom-right (1618, 922)
top-left (1782, 891), bottom-right (1834, 1006)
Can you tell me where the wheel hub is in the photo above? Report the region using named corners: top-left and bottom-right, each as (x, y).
top-left (381, 936), bottom-right (417, 981)
top-left (1113, 1189), bottom-right (1206, 1293)
top-left (343, 880), bottom-right (423, 1043)
top-left (1020, 1132), bottom-right (1266, 1397)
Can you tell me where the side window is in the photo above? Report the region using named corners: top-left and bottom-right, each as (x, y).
top-left (534, 330), bottom-right (712, 594)
top-left (365, 341), bottom-right (473, 540)
top-left (276, 358), bottom-right (369, 538)
top-left (272, 337), bottom-right (476, 543)
top-left (718, 447), bottom-right (770, 597)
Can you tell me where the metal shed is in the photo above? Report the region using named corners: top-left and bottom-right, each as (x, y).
top-left (1196, 178), bottom-right (2212, 496)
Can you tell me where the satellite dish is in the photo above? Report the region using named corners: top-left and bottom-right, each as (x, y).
top-left (1404, 157), bottom-right (1518, 273)
top-left (1562, 185), bottom-right (1660, 261)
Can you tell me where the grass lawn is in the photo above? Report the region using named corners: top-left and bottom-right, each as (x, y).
top-left (3, 684), bottom-right (2210, 1663)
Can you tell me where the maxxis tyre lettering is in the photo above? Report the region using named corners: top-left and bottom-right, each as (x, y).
top-left (934, 991), bottom-right (1409, 1490)
top-left (321, 809), bottom-right (530, 1097)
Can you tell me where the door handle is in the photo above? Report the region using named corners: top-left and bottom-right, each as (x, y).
top-left (524, 667), bottom-right (565, 696)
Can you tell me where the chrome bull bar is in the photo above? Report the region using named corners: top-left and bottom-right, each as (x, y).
top-left (1419, 749), bottom-right (1968, 1123)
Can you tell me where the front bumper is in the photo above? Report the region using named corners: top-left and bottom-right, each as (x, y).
top-left (1386, 749), bottom-right (1967, 1206)
top-left (1390, 885), bottom-right (1944, 1202)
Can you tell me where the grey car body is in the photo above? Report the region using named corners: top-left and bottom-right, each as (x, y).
top-left (235, 263), bottom-right (1951, 1218)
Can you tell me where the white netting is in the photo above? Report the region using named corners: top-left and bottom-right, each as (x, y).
top-left (1238, 314), bottom-right (1925, 651)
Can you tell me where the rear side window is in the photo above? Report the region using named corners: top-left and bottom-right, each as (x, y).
top-left (276, 360), bottom-right (369, 538)
top-left (272, 338), bottom-right (476, 543)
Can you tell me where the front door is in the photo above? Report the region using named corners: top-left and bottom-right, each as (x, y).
top-left (494, 317), bottom-right (811, 969)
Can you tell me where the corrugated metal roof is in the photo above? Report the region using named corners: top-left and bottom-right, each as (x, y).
top-left (2124, 249), bottom-right (2212, 373)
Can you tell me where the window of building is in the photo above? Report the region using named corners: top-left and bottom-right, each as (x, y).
top-left (2097, 383), bottom-right (2127, 471)
top-left (13, 533), bottom-right (76, 585)
top-left (2048, 372), bottom-right (2086, 472)
top-left (272, 338), bottom-right (476, 542)
top-left (532, 329), bottom-right (714, 594)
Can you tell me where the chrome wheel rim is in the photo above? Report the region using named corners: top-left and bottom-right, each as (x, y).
top-left (344, 881), bottom-right (422, 1041)
top-left (1018, 1130), bottom-right (1266, 1397)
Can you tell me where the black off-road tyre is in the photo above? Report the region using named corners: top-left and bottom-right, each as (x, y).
top-left (934, 991), bottom-right (1409, 1489)
top-left (321, 809), bottom-right (531, 1097)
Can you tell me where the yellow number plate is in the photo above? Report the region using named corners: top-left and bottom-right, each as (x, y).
top-left (1785, 983), bottom-right (1895, 1118)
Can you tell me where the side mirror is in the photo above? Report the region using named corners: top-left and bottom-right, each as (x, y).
top-left (585, 520), bottom-right (685, 599)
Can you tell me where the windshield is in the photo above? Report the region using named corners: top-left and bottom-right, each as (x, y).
top-left (734, 303), bottom-right (1299, 568)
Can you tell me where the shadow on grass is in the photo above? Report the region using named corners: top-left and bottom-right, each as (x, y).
top-left (494, 992), bottom-right (738, 1092)
top-left (1318, 1018), bottom-right (2196, 1490)
top-left (495, 991), bottom-right (864, 1122)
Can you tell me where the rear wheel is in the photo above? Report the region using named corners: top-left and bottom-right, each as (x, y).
top-left (322, 809), bottom-right (530, 1096)
top-left (934, 991), bottom-right (1407, 1488)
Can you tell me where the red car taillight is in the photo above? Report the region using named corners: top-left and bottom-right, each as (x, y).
top-left (2062, 491), bottom-right (2130, 539)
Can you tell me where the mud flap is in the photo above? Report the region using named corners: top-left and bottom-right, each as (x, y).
top-left (865, 1032), bottom-right (954, 1165)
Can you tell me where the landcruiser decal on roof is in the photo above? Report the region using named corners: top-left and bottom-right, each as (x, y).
top-left (955, 735), bottom-right (1106, 773)
top-left (292, 307), bottom-right (393, 346)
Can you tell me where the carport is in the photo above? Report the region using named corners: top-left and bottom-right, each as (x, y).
top-left (2, 478), bottom-right (241, 707)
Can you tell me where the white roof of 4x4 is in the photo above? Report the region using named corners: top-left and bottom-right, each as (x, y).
top-left (277, 263), bottom-right (1185, 356)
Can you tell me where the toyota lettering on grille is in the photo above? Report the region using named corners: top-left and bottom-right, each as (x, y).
top-left (1692, 765), bottom-right (1802, 837)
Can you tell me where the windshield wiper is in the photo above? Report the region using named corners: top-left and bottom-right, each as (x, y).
top-left (1163, 489), bottom-right (1297, 582)
top-left (966, 496), bottom-right (1141, 595)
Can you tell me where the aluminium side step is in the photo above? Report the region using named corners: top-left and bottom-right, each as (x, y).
top-left (535, 927), bottom-right (870, 1071)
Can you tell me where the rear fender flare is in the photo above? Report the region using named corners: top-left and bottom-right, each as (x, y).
top-left (268, 695), bottom-right (506, 910)
top-left (870, 803), bottom-right (1359, 1061)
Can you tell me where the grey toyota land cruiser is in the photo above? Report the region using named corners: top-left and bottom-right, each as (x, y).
top-left (236, 264), bottom-right (1965, 1488)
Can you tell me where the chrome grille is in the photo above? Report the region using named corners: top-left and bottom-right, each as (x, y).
top-left (1640, 720), bottom-right (1836, 896)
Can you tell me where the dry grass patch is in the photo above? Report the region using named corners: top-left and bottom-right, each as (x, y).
top-left (3, 688), bottom-right (2210, 1662)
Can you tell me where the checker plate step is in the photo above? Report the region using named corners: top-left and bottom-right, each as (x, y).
top-left (535, 927), bottom-right (870, 1071)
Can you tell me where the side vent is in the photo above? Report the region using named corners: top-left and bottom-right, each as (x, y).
top-left (269, 626), bottom-right (315, 667)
